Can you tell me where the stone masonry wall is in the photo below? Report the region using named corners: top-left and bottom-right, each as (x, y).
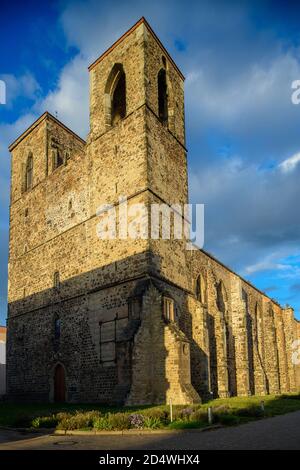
top-left (7, 19), bottom-right (300, 404)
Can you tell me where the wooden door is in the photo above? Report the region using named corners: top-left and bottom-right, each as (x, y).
top-left (54, 364), bottom-right (66, 402)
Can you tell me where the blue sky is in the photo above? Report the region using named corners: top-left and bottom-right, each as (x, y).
top-left (1, 0), bottom-right (300, 325)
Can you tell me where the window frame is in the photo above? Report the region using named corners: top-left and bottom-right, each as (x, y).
top-left (163, 296), bottom-right (175, 322)
top-left (24, 153), bottom-right (33, 192)
top-left (158, 68), bottom-right (168, 124)
top-left (54, 316), bottom-right (61, 341)
top-left (53, 271), bottom-right (60, 289)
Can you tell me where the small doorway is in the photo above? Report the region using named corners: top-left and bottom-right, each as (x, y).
top-left (54, 364), bottom-right (66, 402)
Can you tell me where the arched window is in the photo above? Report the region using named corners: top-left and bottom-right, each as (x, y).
top-left (54, 316), bottom-right (61, 340)
top-left (111, 71), bottom-right (126, 125)
top-left (196, 274), bottom-right (206, 304)
top-left (216, 281), bottom-right (227, 313)
top-left (163, 297), bottom-right (175, 322)
top-left (53, 271), bottom-right (60, 289)
top-left (158, 68), bottom-right (168, 124)
top-left (255, 303), bottom-right (263, 354)
top-left (52, 148), bottom-right (64, 170)
top-left (242, 288), bottom-right (248, 308)
top-left (25, 153), bottom-right (33, 191)
top-left (105, 64), bottom-right (126, 127)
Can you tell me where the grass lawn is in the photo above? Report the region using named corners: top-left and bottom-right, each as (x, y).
top-left (0, 393), bottom-right (299, 430)
top-left (204, 393), bottom-right (300, 416)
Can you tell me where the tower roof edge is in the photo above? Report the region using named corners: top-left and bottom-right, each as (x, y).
top-left (8, 111), bottom-right (86, 152)
top-left (87, 17), bottom-right (185, 80)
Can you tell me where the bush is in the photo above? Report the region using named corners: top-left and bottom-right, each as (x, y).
top-left (56, 410), bottom-right (101, 430)
top-left (188, 409), bottom-right (208, 424)
top-left (168, 420), bottom-right (206, 430)
top-left (31, 415), bottom-right (58, 429)
top-left (142, 408), bottom-right (169, 423)
top-left (143, 416), bottom-right (162, 429)
top-left (177, 407), bottom-right (194, 420)
top-left (94, 416), bottom-right (112, 431)
top-left (217, 413), bottom-right (240, 426)
top-left (107, 413), bottom-right (131, 430)
top-left (212, 405), bottom-right (230, 414)
top-left (235, 407), bottom-right (264, 418)
top-left (129, 414), bottom-right (145, 429)
top-left (211, 405), bottom-right (241, 426)
top-left (281, 394), bottom-right (300, 400)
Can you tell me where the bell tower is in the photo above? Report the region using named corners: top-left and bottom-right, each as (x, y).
top-left (87, 17), bottom-right (189, 289)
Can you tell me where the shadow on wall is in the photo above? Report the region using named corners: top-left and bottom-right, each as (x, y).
top-left (7, 251), bottom-right (194, 404)
top-left (6, 249), bottom-right (263, 404)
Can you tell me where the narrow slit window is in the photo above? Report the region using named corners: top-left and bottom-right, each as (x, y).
top-left (158, 69), bottom-right (168, 124)
top-left (111, 70), bottom-right (126, 125)
top-left (25, 154), bottom-right (33, 191)
top-left (163, 297), bottom-right (174, 322)
top-left (54, 316), bottom-right (61, 340)
top-left (54, 271), bottom-right (60, 289)
top-left (196, 274), bottom-right (206, 303)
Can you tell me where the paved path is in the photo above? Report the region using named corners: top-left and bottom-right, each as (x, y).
top-left (1, 410), bottom-right (300, 450)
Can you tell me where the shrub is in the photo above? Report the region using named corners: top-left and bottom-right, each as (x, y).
top-left (142, 408), bottom-right (169, 423)
top-left (94, 416), bottom-right (112, 431)
top-left (31, 415), bottom-right (58, 429)
top-left (180, 407), bottom-right (194, 418)
top-left (188, 409), bottom-right (207, 424)
top-left (168, 420), bottom-right (205, 430)
top-left (129, 414), bottom-right (145, 429)
top-left (56, 410), bottom-right (101, 430)
top-left (235, 407), bottom-right (264, 418)
top-left (83, 410), bottom-right (102, 427)
top-left (211, 405), bottom-right (240, 426)
top-left (107, 413), bottom-right (131, 430)
top-left (217, 413), bottom-right (240, 426)
top-left (173, 407), bottom-right (194, 422)
top-left (56, 412), bottom-right (70, 421)
top-left (213, 405), bottom-right (230, 414)
top-left (281, 394), bottom-right (300, 400)
top-left (143, 416), bottom-right (162, 429)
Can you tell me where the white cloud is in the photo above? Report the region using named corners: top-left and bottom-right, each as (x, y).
top-left (244, 255), bottom-right (288, 275)
top-left (0, 112), bottom-right (38, 156)
top-left (2, 0), bottom-right (300, 295)
top-left (186, 52), bottom-right (300, 134)
top-left (279, 151), bottom-right (300, 173)
top-left (36, 54), bottom-right (89, 138)
top-left (0, 72), bottom-right (41, 108)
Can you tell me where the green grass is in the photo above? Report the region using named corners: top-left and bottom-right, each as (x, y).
top-left (0, 402), bottom-right (166, 428)
top-left (168, 420), bottom-right (208, 430)
top-left (203, 393), bottom-right (300, 417)
top-left (0, 393), bottom-right (299, 430)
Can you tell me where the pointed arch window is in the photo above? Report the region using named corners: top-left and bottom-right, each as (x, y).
top-left (158, 68), bottom-right (168, 124)
top-left (105, 64), bottom-right (126, 127)
top-left (52, 148), bottom-right (64, 170)
top-left (54, 315), bottom-right (61, 340)
top-left (255, 303), bottom-right (263, 349)
top-left (54, 271), bottom-right (60, 289)
top-left (216, 281), bottom-right (227, 313)
top-left (25, 153), bottom-right (33, 191)
top-left (196, 273), bottom-right (206, 304)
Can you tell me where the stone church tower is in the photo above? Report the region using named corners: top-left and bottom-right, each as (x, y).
top-left (7, 18), bottom-right (300, 403)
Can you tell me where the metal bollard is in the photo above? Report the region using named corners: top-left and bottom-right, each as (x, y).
top-left (169, 399), bottom-right (173, 423)
top-left (208, 406), bottom-right (213, 425)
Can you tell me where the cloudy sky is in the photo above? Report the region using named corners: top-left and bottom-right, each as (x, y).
top-left (1, 0), bottom-right (300, 325)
